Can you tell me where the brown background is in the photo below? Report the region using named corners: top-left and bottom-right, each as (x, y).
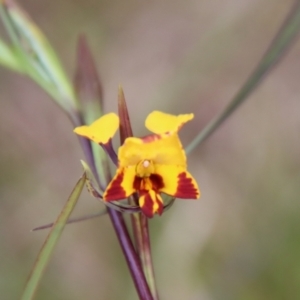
top-left (1, 0), bottom-right (300, 299)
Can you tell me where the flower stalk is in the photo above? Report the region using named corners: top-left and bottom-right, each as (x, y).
top-left (118, 86), bottom-right (159, 300)
top-left (74, 120), bottom-right (154, 300)
top-left (73, 40), bottom-right (153, 299)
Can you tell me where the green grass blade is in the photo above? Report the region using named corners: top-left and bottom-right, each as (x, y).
top-left (186, 1), bottom-right (300, 154)
top-left (0, 1), bottom-right (78, 115)
top-left (7, 1), bottom-right (76, 104)
top-left (21, 173), bottom-right (86, 300)
top-left (0, 38), bottom-right (22, 71)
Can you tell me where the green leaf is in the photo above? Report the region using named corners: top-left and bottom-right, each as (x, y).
top-left (0, 0), bottom-right (78, 115)
top-left (21, 173), bottom-right (86, 300)
top-left (0, 38), bottom-right (22, 71)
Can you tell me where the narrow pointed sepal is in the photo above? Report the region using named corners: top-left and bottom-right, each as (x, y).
top-left (118, 85), bottom-right (133, 143)
top-left (74, 35), bottom-right (103, 107)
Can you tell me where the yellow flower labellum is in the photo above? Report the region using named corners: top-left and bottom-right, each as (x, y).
top-left (74, 113), bottom-right (119, 144)
top-left (145, 111), bottom-right (194, 134)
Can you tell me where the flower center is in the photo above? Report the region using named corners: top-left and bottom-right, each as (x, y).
top-left (135, 159), bottom-right (155, 177)
top-left (133, 173), bottom-right (164, 193)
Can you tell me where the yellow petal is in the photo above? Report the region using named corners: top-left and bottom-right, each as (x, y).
top-left (145, 111), bottom-right (194, 134)
top-left (155, 165), bottom-right (200, 199)
top-left (74, 113), bottom-right (119, 144)
top-left (119, 133), bottom-right (187, 168)
top-left (103, 166), bottom-right (136, 201)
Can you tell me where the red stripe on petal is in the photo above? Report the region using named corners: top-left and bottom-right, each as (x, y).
top-left (155, 194), bottom-right (164, 216)
top-left (134, 175), bottom-right (164, 192)
top-left (139, 194), bottom-right (154, 218)
top-left (104, 171), bottom-right (127, 201)
top-left (139, 190), bottom-right (164, 218)
top-left (175, 172), bottom-right (199, 199)
top-left (133, 176), bottom-right (142, 191)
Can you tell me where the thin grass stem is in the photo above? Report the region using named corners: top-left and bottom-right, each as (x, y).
top-left (186, 0), bottom-right (300, 154)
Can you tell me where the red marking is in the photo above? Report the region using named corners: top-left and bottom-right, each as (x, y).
top-left (175, 172), bottom-right (199, 199)
top-left (133, 176), bottom-right (142, 191)
top-left (156, 197), bottom-right (163, 215)
top-left (140, 133), bottom-right (162, 143)
top-left (150, 174), bottom-right (164, 191)
top-left (140, 192), bottom-right (154, 218)
top-left (133, 174), bottom-right (164, 193)
top-left (104, 171), bottom-right (127, 201)
top-left (133, 173), bottom-right (165, 217)
top-left (139, 191), bottom-right (163, 218)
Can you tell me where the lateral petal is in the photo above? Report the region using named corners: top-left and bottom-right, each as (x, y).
top-left (145, 111), bottom-right (194, 134)
top-left (103, 166), bottom-right (136, 201)
top-left (74, 113), bottom-right (119, 144)
top-left (155, 165), bottom-right (200, 199)
top-left (139, 190), bottom-right (163, 218)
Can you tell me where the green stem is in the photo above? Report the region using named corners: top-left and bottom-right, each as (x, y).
top-left (140, 215), bottom-right (159, 300)
top-left (73, 115), bottom-right (153, 300)
top-left (21, 174), bottom-right (86, 300)
top-left (186, 0), bottom-right (300, 154)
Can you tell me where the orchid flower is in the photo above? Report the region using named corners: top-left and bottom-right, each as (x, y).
top-left (74, 110), bottom-right (200, 217)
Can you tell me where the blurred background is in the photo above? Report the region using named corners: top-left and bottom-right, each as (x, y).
top-left (1, 0), bottom-right (300, 299)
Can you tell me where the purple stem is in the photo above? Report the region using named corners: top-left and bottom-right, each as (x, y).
top-left (100, 139), bottom-right (118, 166)
top-left (108, 208), bottom-right (153, 300)
top-left (72, 112), bottom-right (153, 300)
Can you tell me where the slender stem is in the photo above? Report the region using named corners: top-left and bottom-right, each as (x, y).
top-left (118, 86), bottom-right (159, 299)
top-left (100, 139), bottom-right (118, 166)
top-left (21, 174), bottom-right (86, 300)
top-left (186, 0), bottom-right (300, 154)
top-left (108, 209), bottom-right (153, 300)
top-left (72, 113), bottom-right (102, 187)
top-left (32, 210), bottom-right (107, 231)
top-left (73, 112), bottom-right (152, 300)
top-left (128, 198), bottom-right (159, 300)
top-left (140, 215), bottom-right (159, 300)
